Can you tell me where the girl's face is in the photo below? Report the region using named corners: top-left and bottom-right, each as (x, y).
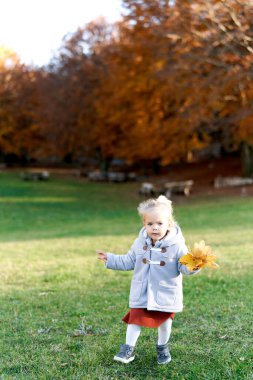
top-left (143, 208), bottom-right (171, 243)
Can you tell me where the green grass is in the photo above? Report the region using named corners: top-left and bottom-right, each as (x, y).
top-left (0, 172), bottom-right (252, 380)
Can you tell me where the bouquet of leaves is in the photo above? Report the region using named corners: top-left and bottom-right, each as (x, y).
top-left (179, 240), bottom-right (219, 271)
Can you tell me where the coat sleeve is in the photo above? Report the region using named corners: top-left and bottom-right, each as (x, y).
top-left (105, 240), bottom-right (137, 271)
top-left (177, 243), bottom-right (201, 276)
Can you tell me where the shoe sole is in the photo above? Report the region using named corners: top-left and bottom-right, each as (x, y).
top-left (113, 355), bottom-right (135, 364)
top-left (158, 357), bottom-right (172, 365)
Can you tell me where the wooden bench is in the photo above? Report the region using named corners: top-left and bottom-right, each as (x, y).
top-left (164, 180), bottom-right (194, 197)
top-left (139, 182), bottom-right (156, 196)
top-left (107, 172), bottom-right (126, 182)
top-left (214, 176), bottom-right (253, 188)
top-left (20, 171), bottom-right (50, 181)
top-left (88, 171), bottom-right (137, 182)
top-left (87, 171), bottom-right (107, 182)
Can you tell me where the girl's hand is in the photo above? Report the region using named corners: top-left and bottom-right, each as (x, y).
top-left (96, 250), bottom-right (107, 263)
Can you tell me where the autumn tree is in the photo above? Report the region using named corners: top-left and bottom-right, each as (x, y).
top-left (0, 47), bottom-right (41, 162)
top-left (92, 0), bottom-right (207, 171)
top-left (168, 0), bottom-right (253, 175)
top-left (44, 0), bottom-right (253, 172)
top-left (1, 1), bottom-right (253, 174)
top-left (36, 20), bottom-right (115, 165)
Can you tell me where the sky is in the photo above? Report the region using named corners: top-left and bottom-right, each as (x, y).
top-left (0, 0), bottom-right (122, 66)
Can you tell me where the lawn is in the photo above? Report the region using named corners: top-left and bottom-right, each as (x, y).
top-left (0, 172), bottom-right (252, 380)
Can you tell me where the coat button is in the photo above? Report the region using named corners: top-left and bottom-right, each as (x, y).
top-left (143, 245), bottom-right (148, 251)
top-left (161, 247), bottom-right (167, 253)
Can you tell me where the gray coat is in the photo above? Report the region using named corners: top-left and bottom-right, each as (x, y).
top-left (106, 226), bottom-right (199, 312)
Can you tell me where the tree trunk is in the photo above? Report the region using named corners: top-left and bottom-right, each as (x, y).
top-left (100, 156), bottom-right (112, 172)
top-left (95, 147), bottom-right (112, 173)
top-left (241, 141), bottom-right (253, 177)
top-left (152, 158), bottom-right (161, 175)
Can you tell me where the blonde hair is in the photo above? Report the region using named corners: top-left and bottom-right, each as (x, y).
top-left (137, 195), bottom-right (175, 226)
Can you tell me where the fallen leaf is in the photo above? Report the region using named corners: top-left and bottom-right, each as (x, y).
top-left (179, 241), bottom-right (219, 270)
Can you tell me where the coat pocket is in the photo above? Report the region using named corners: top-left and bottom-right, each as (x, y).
top-left (130, 279), bottom-right (143, 302)
top-left (156, 285), bottom-right (177, 307)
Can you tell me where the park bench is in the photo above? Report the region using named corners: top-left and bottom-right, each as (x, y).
top-left (139, 182), bottom-right (156, 196)
top-left (88, 171), bottom-right (137, 182)
top-left (20, 170), bottom-right (50, 181)
top-left (108, 171), bottom-right (137, 182)
top-left (214, 176), bottom-right (253, 188)
top-left (164, 180), bottom-right (194, 197)
top-left (107, 172), bottom-right (126, 182)
top-left (87, 171), bottom-right (107, 181)
top-left (139, 180), bottom-right (194, 197)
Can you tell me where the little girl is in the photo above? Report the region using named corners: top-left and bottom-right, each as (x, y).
top-left (97, 195), bottom-right (200, 365)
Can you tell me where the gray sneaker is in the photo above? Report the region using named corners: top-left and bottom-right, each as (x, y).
top-left (156, 343), bottom-right (171, 365)
top-left (114, 344), bottom-right (135, 364)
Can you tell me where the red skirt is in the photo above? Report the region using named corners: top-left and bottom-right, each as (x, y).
top-left (122, 308), bottom-right (175, 328)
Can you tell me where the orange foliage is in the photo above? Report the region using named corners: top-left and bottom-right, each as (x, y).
top-left (1, 1), bottom-right (253, 168)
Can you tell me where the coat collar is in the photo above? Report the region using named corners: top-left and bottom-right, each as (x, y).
top-left (141, 225), bottom-right (182, 248)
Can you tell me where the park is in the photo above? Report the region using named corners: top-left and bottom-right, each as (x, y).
top-left (1, 0), bottom-right (253, 378)
top-left (0, 170), bottom-right (252, 379)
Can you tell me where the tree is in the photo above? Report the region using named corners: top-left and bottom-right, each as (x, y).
top-left (0, 48), bottom-right (41, 162)
top-left (36, 20), bottom-right (115, 164)
top-left (168, 0), bottom-right (253, 174)
top-left (91, 0), bottom-right (207, 170)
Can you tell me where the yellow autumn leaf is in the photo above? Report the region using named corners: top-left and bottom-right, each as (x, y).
top-left (179, 240), bottom-right (219, 270)
top-left (179, 253), bottom-right (196, 271)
